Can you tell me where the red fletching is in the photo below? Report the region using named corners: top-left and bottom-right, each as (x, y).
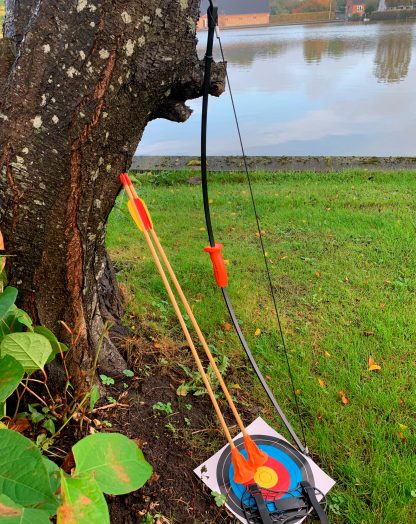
top-left (134, 198), bottom-right (152, 231)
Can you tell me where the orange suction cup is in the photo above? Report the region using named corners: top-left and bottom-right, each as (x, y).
top-left (244, 434), bottom-right (269, 469)
top-left (231, 447), bottom-right (255, 484)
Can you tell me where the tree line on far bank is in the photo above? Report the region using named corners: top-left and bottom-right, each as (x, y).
top-left (270, 0), bottom-right (414, 15)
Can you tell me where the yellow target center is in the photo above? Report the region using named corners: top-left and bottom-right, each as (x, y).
top-left (253, 466), bottom-right (278, 489)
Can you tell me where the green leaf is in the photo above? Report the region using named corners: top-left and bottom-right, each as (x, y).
top-left (41, 457), bottom-right (60, 495)
top-left (0, 287), bottom-right (18, 321)
top-left (176, 383), bottom-right (189, 397)
top-left (28, 404), bottom-right (45, 424)
top-left (0, 333), bottom-right (52, 373)
top-left (57, 472), bottom-right (109, 524)
top-left (122, 369), bottom-right (134, 378)
top-left (0, 355), bottom-right (24, 403)
top-left (0, 494), bottom-right (51, 523)
top-left (73, 433), bottom-right (153, 495)
top-left (33, 327), bottom-right (67, 364)
top-left (99, 374), bottom-right (114, 386)
top-left (43, 419), bottom-right (56, 435)
top-left (89, 385), bottom-right (100, 411)
top-left (0, 306), bottom-right (20, 341)
top-left (0, 429), bottom-right (58, 513)
top-left (0, 402), bottom-right (6, 419)
top-left (15, 309), bottom-right (33, 331)
top-left (211, 490), bottom-right (227, 507)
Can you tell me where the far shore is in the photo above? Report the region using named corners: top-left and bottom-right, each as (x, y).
top-left (198, 19), bottom-right (343, 31)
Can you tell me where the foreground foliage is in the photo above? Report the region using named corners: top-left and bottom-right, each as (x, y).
top-left (0, 430), bottom-right (152, 523)
top-left (0, 240), bottom-right (152, 523)
top-left (108, 169), bottom-right (416, 524)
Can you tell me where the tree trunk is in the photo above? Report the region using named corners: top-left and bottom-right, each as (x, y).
top-left (0, 0), bottom-right (225, 389)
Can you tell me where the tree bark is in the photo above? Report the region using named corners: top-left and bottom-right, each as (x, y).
top-left (3, 0), bottom-right (38, 48)
top-left (0, 0), bottom-right (225, 389)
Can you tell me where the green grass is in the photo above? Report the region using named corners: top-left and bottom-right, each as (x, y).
top-left (0, 0), bottom-right (5, 38)
top-left (107, 169), bottom-right (416, 523)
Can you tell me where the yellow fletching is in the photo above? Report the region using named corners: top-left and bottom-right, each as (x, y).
top-left (127, 199), bottom-right (144, 233)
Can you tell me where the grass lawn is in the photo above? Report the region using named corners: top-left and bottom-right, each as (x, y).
top-left (0, 0), bottom-right (4, 37)
top-left (107, 169), bottom-right (416, 524)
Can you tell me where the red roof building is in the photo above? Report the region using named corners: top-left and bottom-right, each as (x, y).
top-left (346, 0), bottom-right (366, 17)
top-left (198, 0), bottom-right (271, 29)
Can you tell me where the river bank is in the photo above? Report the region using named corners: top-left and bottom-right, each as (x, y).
top-left (131, 156), bottom-right (416, 172)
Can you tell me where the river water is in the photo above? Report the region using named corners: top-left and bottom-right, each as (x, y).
top-left (138, 21), bottom-right (416, 157)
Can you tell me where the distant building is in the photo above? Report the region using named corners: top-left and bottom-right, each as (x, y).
top-left (346, 0), bottom-right (366, 17)
top-left (198, 0), bottom-right (271, 29)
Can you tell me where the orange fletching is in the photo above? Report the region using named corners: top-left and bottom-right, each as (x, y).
top-left (121, 172), bottom-right (153, 232)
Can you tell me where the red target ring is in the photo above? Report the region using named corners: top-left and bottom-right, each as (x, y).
top-left (243, 456), bottom-right (291, 496)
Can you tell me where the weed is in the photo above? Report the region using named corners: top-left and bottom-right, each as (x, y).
top-left (211, 491), bottom-right (227, 507)
top-left (152, 402), bottom-right (173, 415)
top-left (176, 354), bottom-right (230, 397)
top-left (327, 493), bottom-right (347, 517)
top-left (24, 404), bottom-right (57, 435)
top-left (100, 374), bottom-right (115, 386)
top-left (165, 422), bottom-right (177, 434)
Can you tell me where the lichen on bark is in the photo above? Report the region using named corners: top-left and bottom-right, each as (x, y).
top-left (0, 0), bottom-right (225, 390)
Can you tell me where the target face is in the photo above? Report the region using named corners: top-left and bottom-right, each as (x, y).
top-left (216, 434), bottom-right (315, 520)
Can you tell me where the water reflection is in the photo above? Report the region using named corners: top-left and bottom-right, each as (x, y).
top-left (139, 22), bottom-right (416, 156)
top-left (374, 26), bottom-right (413, 82)
top-left (214, 40), bottom-right (291, 66)
top-left (303, 27), bottom-right (413, 81)
top-left (303, 39), bottom-right (327, 63)
top-left (204, 23), bottom-right (414, 83)
top-left (302, 34), bottom-right (373, 62)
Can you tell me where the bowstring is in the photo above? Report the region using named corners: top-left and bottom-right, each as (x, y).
top-left (209, 15), bottom-right (308, 449)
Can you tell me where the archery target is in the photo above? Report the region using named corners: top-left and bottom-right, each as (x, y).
top-left (195, 417), bottom-right (335, 524)
top-left (216, 434), bottom-right (315, 520)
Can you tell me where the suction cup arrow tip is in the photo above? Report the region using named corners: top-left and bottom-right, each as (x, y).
top-left (244, 434), bottom-right (268, 469)
top-left (231, 447), bottom-right (255, 484)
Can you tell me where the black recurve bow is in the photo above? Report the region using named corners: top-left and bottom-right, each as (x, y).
top-left (200, 0), bottom-right (307, 456)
